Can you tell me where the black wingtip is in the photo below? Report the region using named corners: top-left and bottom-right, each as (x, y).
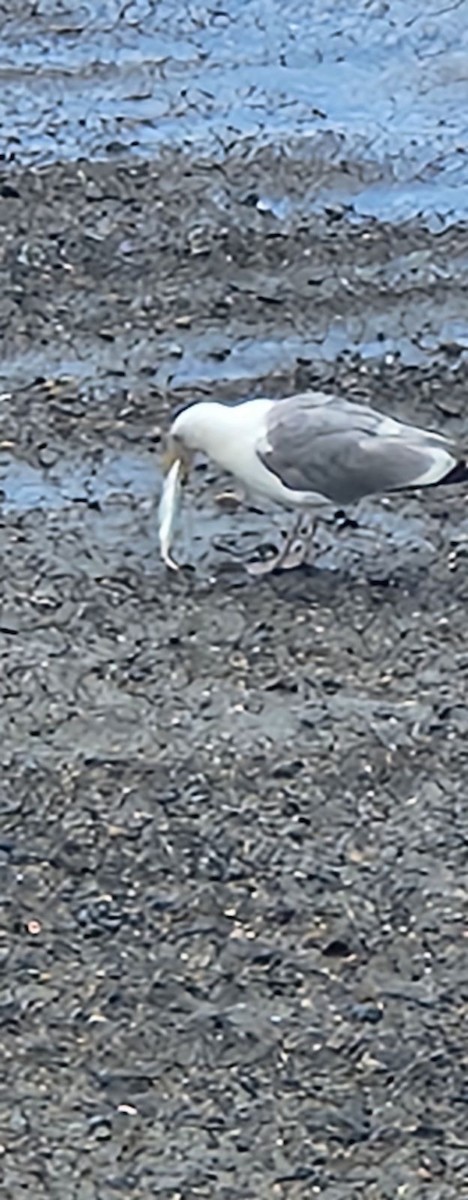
top-left (440, 460), bottom-right (468, 486)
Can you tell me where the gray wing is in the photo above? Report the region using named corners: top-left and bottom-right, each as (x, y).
top-left (257, 391), bottom-right (458, 504)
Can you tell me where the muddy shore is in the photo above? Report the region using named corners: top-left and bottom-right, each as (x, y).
top-left (1, 148), bottom-right (468, 1199)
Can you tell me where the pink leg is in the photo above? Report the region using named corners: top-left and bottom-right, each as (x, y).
top-left (246, 513), bottom-right (316, 576)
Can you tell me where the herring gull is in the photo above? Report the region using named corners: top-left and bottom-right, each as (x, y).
top-left (160, 390), bottom-right (468, 573)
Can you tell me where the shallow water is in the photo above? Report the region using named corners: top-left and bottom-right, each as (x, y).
top-left (0, 0), bottom-right (467, 417)
top-left (2, 0), bottom-right (468, 223)
top-left (1, 1), bottom-right (467, 559)
top-left (0, 448), bottom-right (156, 510)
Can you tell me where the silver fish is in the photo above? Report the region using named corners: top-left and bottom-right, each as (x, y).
top-left (158, 458), bottom-right (182, 570)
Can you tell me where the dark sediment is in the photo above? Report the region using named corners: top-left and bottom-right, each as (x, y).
top-left (2, 6), bottom-right (468, 1195)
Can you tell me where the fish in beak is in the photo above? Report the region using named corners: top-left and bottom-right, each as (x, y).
top-left (158, 436), bottom-right (194, 569)
top-left (162, 435), bottom-right (193, 482)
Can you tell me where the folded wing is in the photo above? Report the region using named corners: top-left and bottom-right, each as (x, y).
top-left (257, 391), bottom-right (464, 504)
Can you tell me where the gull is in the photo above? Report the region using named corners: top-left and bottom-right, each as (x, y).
top-left (161, 390), bottom-right (468, 573)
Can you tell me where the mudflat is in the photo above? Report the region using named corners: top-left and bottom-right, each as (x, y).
top-left (2, 3), bottom-right (468, 1197)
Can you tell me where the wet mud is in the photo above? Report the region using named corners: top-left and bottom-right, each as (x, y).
top-left (2, 3), bottom-right (468, 1199)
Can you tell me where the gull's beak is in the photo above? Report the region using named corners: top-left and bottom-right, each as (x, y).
top-left (162, 436), bottom-right (193, 482)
